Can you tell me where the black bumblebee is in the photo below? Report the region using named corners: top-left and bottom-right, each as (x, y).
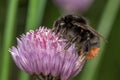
top-left (52, 15), bottom-right (104, 59)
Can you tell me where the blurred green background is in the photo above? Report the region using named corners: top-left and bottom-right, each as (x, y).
top-left (0, 0), bottom-right (120, 80)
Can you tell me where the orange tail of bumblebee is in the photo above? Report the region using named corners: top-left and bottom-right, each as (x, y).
top-left (86, 48), bottom-right (100, 59)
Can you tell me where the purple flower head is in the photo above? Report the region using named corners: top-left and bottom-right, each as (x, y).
top-left (9, 27), bottom-right (86, 80)
top-left (53, 0), bottom-right (94, 14)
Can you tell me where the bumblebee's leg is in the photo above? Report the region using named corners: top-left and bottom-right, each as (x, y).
top-left (64, 35), bottom-right (79, 50)
top-left (79, 42), bottom-right (88, 56)
top-left (81, 40), bottom-right (91, 55)
top-left (52, 25), bottom-right (62, 35)
top-left (52, 27), bottom-right (59, 35)
top-left (61, 27), bottom-right (67, 34)
top-left (72, 35), bottom-right (81, 43)
top-left (64, 42), bottom-right (72, 50)
top-left (76, 53), bottom-right (86, 68)
top-left (57, 27), bottom-right (67, 39)
top-left (52, 20), bottom-right (60, 34)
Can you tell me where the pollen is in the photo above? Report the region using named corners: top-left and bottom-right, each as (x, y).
top-left (86, 48), bottom-right (100, 59)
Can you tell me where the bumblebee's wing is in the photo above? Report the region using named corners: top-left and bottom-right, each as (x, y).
top-left (85, 25), bottom-right (107, 43)
top-left (74, 22), bottom-right (107, 42)
top-left (73, 22), bottom-right (87, 29)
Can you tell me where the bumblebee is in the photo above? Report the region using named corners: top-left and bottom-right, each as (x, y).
top-left (52, 15), bottom-right (104, 59)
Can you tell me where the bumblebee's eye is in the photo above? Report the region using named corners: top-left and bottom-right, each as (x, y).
top-left (60, 22), bottom-right (65, 26)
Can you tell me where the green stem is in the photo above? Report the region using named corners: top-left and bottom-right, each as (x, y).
top-left (25, 0), bottom-right (47, 31)
top-left (19, 0), bottom-right (47, 80)
top-left (0, 0), bottom-right (19, 80)
top-left (80, 0), bottom-right (120, 80)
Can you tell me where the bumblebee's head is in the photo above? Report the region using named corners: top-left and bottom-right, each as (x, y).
top-left (53, 15), bottom-right (87, 28)
top-left (63, 15), bottom-right (87, 24)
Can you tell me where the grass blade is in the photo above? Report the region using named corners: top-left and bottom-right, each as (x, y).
top-left (0, 0), bottom-right (19, 80)
top-left (25, 0), bottom-right (47, 31)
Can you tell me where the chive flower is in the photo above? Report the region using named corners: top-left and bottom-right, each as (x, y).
top-left (9, 27), bottom-right (86, 80)
top-left (53, 0), bottom-right (94, 14)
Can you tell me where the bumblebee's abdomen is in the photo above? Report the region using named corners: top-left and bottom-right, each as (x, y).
top-left (86, 48), bottom-right (100, 59)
